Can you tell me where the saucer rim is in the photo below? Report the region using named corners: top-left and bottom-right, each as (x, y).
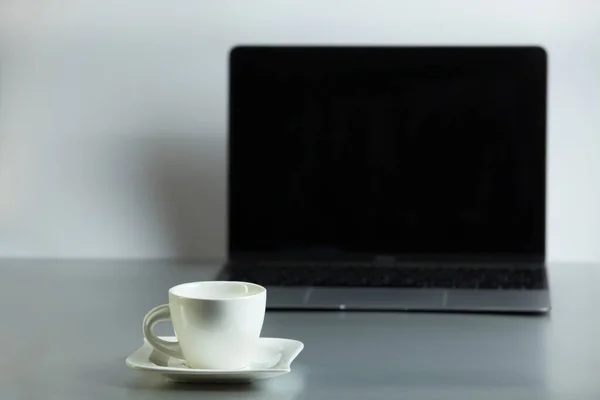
top-left (126, 336), bottom-right (304, 375)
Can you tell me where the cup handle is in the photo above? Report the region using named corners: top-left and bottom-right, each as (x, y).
top-left (142, 304), bottom-right (184, 360)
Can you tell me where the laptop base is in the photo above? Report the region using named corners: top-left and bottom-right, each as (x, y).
top-left (263, 286), bottom-right (550, 313)
top-left (218, 266), bottom-right (551, 313)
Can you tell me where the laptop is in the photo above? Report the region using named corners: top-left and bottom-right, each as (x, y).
top-left (221, 45), bottom-right (550, 313)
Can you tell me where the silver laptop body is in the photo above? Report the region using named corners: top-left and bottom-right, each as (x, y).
top-left (223, 45), bottom-right (550, 313)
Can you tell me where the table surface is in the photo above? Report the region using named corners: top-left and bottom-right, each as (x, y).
top-left (1, 260), bottom-right (599, 400)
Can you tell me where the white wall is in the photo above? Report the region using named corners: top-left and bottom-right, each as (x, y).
top-left (0, 0), bottom-right (598, 261)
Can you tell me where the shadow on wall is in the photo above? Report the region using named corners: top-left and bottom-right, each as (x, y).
top-left (145, 135), bottom-right (226, 262)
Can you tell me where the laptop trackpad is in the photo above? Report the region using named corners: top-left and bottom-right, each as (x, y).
top-left (307, 288), bottom-right (445, 310)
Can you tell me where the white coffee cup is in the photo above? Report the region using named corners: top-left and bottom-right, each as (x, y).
top-left (142, 281), bottom-right (266, 369)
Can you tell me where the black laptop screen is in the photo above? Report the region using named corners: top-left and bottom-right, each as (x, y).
top-left (229, 46), bottom-right (547, 261)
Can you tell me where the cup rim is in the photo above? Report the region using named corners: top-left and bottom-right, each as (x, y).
top-left (168, 281), bottom-right (266, 301)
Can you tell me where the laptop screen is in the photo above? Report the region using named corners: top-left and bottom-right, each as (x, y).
top-left (228, 46), bottom-right (547, 262)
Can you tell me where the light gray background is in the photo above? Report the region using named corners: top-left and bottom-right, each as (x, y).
top-left (0, 0), bottom-right (599, 261)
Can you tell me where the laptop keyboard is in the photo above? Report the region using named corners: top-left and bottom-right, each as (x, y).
top-left (229, 264), bottom-right (547, 290)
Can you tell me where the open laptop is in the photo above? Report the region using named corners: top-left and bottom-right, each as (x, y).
top-left (221, 45), bottom-right (550, 313)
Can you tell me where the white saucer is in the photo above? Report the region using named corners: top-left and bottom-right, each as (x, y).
top-left (126, 336), bottom-right (304, 383)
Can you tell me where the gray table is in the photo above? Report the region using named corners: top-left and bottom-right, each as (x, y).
top-left (0, 260), bottom-right (598, 399)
